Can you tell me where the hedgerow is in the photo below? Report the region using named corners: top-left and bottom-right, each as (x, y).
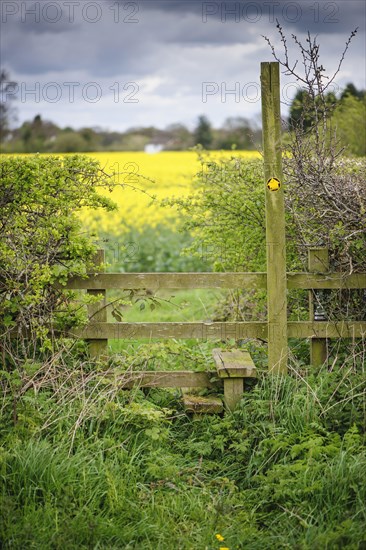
top-left (0, 154), bottom-right (116, 367)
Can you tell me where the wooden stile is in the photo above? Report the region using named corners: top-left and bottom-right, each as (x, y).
top-left (7, 61), bottom-right (366, 417)
top-left (182, 394), bottom-right (224, 415)
top-left (212, 348), bottom-right (257, 378)
top-left (51, 61), bottom-right (366, 394)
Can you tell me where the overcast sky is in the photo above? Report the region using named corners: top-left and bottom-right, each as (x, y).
top-left (1, 0), bottom-right (365, 131)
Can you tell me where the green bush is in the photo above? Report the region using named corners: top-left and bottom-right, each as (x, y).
top-left (162, 151), bottom-right (267, 272)
top-left (0, 154), bottom-right (116, 365)
top-left (331, 95), bottom-right (366, 156)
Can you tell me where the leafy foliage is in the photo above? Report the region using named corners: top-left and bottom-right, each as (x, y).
top-left (288, 85), bottom-right (366, 156)
top-left (0, 351), bottom-right (365, 549)
top-left (331, 94), bottom-right (366, 156)
top-left (99, 223), bottom-right (210, 273)
top-left (0, 154), bottom-right (116, 366)
top-left (162, 150), bottom-right (267, 273)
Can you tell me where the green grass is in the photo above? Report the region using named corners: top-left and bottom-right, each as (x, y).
top-left (108, 288), bottom-right (226, 357)
top-left (1, 353), bottom-right (365, 549)
top-left (110, 288), bottom-right (225, 323)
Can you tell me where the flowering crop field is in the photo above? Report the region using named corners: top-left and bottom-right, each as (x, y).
top-left (82, 151), bottom-right (260, 235)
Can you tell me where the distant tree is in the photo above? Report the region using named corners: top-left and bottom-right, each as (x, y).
top-left (20, 115), bottom-right (47, 152)
top-left (165, 123), bottom-right (193, 150)
top-left (216, 116), bottom-right (256, 149)
top-left (288, 81), bottom-right (365, 156)
top-left (288, 90), bottom-right (312, 131)
top-left (332, 95), bottom-right (366, 156)
top-left (194, 115), bottom-right (213, 149)
top-left (119, 133), bottom-right (150, 151)
top-left (0, 69), bottom-right (17, 142)
top-left (51, 131), bottom-right (90, 153)
top-left (340, 83), bottom-right (365, 100)
top-left (288, 89), bottom-right (338, 132)
top-left (19, 114), bottom-right (59, 152)
top-left (79, 127), bottom-right (99, 150)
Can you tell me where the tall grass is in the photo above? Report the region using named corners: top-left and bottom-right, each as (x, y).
top-left (1, 344), bottom-right (365, 549)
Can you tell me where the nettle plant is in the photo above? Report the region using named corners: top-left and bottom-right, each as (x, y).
top-left (0, 154), bottom-right (117, 367)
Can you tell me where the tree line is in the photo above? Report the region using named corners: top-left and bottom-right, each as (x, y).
top-left (0, 114), bottom-right (261, 154)
top-left (0, 69), bottom-right (365, 155)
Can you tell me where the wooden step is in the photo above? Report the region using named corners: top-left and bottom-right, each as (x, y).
top-left (212, 348), bottom-right (257, 378)
top-left (212, 348), bottom-right (257, 412)
top-left (182, 394), bottom-right (224, 414)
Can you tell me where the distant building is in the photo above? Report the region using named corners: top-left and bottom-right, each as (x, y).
top-left (144, 143), bottom-right (164, 154)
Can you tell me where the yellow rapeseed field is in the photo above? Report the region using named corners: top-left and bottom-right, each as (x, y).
top-left (82, 151), bottom-right (260, 234)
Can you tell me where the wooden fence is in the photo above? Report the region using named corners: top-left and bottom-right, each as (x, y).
top-left (64, 62), bottom-right (366, 375)
top-left (65, 247), bottom-right (366, 368)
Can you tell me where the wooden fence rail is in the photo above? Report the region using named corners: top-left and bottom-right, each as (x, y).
top-left (65, 271), bottom-right (366, 291)
top-left (68, 321), bottom-right (366, 341)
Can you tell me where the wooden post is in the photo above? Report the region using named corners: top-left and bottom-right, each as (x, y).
top-left (223, 379), bottom-right (244, 412)
top-left (261, 61), bottom-right (288, 374)
top-left (87, 249), bottom-right (108, 359)
top-left (308, 248), bottom-right (329, 366)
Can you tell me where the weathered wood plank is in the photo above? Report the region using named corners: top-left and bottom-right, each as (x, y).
top-left (65, 272), bottom-right (267, 290)
top-left (307, 248), bottom-right (330, 273)
top-left (212, 348), bottom-right (257, 378)
top-left (261, 61), bottom-right (288, 374)
top-left (110, 370), bottom-right (219, 389)
top-left (63, 271), bottom-right (366, 291)
top-left (69, 321), bottom-right (268, 340)
top-left (67, 321), bottom-right (366, 340)
top-left (212, 348), bottom-right (256, 411)
top-left (182, 394), bottom-right (224, 414)
top-left (18, 320), bottom-right (366, 343)
top-left (288, 273), bottom-right (366, 289)
top-left (288, 321), bottom-right (366, 339)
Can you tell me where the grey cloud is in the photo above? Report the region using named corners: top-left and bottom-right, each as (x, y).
top-left (137, 0), bottom-right (365, 35)
top-left (1, 0), bottom-right (364, 132)
top-left (2, 6), bottom-right (262, 76)
top-left (1, 1), bottom-right (82, 34)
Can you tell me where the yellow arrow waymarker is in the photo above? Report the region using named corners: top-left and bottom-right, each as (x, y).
top-left (267, 177), bottom-right (281, 191)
